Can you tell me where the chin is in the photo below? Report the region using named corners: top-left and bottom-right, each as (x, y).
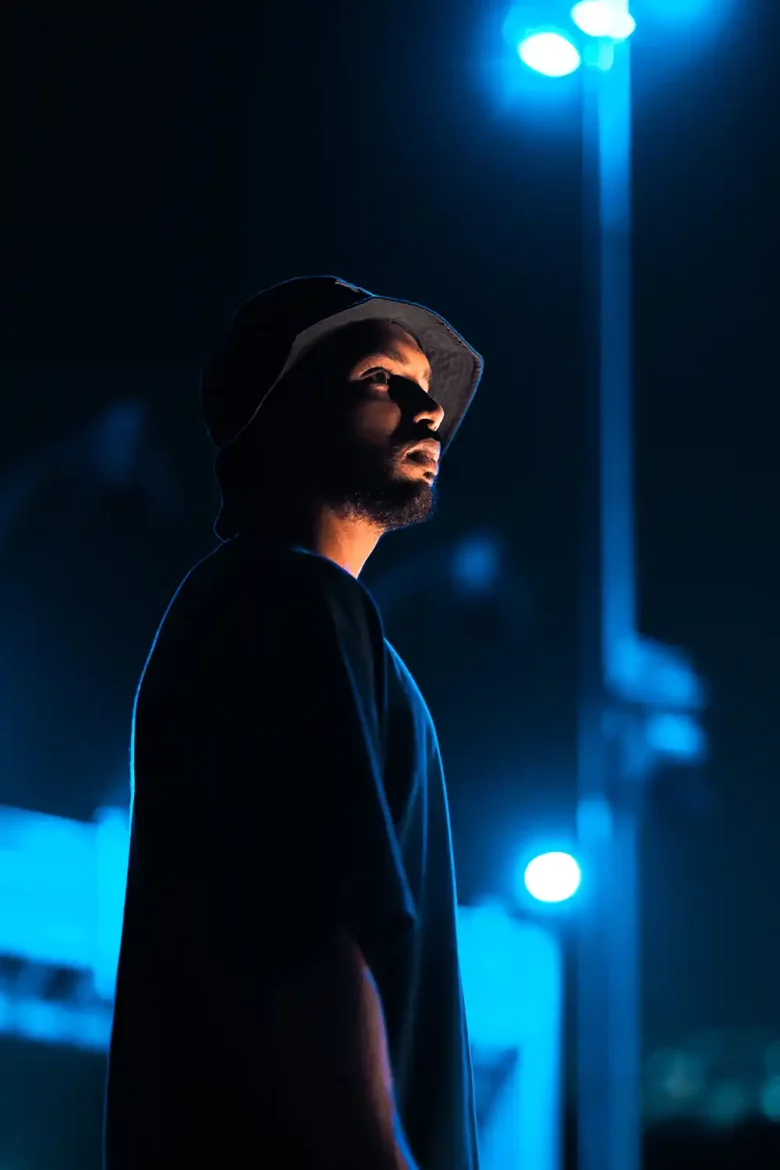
top-left (346, 476), bottom-right (437, 531)
top-left (384, 482), bottom-right (436, 531)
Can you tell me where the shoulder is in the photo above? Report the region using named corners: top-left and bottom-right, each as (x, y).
top-left (385, 640), bottom-right (429, 713)
top-left (232, 540), bottom-right (382, 627)
top-left (167, 539), bottom-right (384, 656)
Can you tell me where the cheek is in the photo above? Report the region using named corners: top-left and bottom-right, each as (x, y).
top-left (347, 400), bottom-right (403, 444)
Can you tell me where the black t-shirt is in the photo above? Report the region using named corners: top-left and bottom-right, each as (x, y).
top-left (104, 535), bottom-right (480, 1170)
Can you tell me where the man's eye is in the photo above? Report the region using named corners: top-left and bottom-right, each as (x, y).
top-left (366, 368), bottom-right (392, 387)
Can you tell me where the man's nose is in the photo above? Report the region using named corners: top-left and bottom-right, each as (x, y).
top-left (392, 375), bottom-right (445, 432)
top-left (414, 393), bottom-right (445, 432)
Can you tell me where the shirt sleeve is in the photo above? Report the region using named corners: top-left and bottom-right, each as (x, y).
top-left (210, 553), bottom-right (417, 979)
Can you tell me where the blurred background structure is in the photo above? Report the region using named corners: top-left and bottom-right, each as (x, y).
top-left (4, 0), bottom-right (780, 1166)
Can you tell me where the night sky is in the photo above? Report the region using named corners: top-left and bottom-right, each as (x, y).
top-left (3, 0), bottom-right (779, 1143)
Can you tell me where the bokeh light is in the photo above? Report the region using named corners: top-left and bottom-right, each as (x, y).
top-left (524, 851), bottom-right (582, 902)
top-left (571, 1), bottom-right (637, 41)
top-left (518, 31), bottom-right (582, 78)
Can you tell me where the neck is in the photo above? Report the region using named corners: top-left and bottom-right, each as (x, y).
top-left (244, 499), bottom-right (382, 579)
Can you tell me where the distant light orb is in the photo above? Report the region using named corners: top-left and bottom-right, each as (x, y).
top-left (705, 1079), bottom-right (749, 1128)
top-left (524, 852), bottom-right (582, 903)
top-left (517, 31), bottom-right (582, 78)
top-left (452, 534), bottom-right (500, 593)
top-left (571, 1), bottom-right (637, 41)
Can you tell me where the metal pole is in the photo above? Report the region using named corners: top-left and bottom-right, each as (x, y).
top-left (577, 28), bottom-right (640, 1170)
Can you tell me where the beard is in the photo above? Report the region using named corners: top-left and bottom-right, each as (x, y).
top-left (222, 425), bottom-right (439, 540)
top-left (317, 441), bottom-right (437, 532)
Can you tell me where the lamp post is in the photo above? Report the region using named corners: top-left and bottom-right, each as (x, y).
top-left (501, 5), bottom-right (706, 1169)
top-left (577, 11), bottom-right (641, 1170)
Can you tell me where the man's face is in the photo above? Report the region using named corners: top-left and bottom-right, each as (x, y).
top-left (278, 319), bottom-right (445, 532)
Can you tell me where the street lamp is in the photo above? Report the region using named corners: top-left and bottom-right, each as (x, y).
top-left (498, 6), bottom-right (707, 1170)
top-left (506, 2), bottom-right (637, 83)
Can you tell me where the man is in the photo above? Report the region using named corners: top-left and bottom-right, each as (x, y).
top-left (104, 275), bottom-right (484, 1170)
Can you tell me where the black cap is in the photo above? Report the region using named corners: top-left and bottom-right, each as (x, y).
top-left (202, 275), bottom-right (483, 458)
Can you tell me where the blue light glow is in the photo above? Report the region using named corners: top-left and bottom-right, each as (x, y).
top-left (705, 1079), bottom-right (750, 1128)
top-left (487, 7), bottom-right (584, 120)
top-left (518, 32), bottom-right (582, 78)
top-left (451, 534), bottom-right (501, 593)
top-left (571, 2), bottom-right (637, 41)
top-left (458, 905), bottom-right (562, 1170)
top-left (645, 712), bottom-right (707, 762)
top-left (524, 851), bottom-right (582, 903)
top-left (629, 0), bottom-right (738, 59)
top-left (761, 1076), bottom-right (780, 1123)
top-left (0, 990), bottom-right (111, 1051)
top-left (637, 0), bottom-right (716, 21)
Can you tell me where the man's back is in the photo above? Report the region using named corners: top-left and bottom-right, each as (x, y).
top-left (104, 536), bottom-right (479, 1169)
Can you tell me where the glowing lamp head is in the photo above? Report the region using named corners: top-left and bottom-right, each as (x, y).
top-left (517, 31), bottom-right (582, 78)
top-left (571, 1), bottom-right (637, 41)
top-left (524, 851), bottom-right (582, 903)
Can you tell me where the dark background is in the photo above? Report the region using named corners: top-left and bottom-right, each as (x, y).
top-left (3, 0), bottom-right (779, 1165)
